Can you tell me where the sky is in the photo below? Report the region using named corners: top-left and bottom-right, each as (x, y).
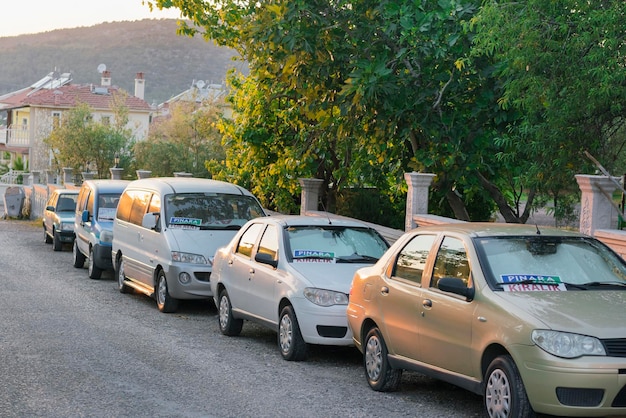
top-left (0, 0), bottom-right (183, 38)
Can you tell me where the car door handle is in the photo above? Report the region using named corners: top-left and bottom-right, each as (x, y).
top-left (381, 286), bottom-right (389, 295)
top-left (249, 268), bottom-right (255, 274)
top-left (227, 260), bottom-right (233, 266)
top-left (422, 299), bottom-right (432, 308)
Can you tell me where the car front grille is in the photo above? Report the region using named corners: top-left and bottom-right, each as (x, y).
top-left (556, 387), bottom-right (604, 407)
top-left (194, 272), bottom-right (211, 282)
top-left (602, 338), bottom-right (626, 357)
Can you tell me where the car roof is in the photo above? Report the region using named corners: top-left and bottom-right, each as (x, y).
top-left (123, 177), bottom-right (256, 196)
top-left (410, 222), bottom-right (585, 238)
top-left (82, 179), bottom-right (130, 193)
top-left (52, 189), bottom-right (79, 195)
top-left (255, 214), bottom-right (372, 228)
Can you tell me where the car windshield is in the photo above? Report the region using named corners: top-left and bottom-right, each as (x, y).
top-left (164, 193), bottom-right (264, 230)
top-left (475, 235), bottom-right (626, 290)
top-left (56, 194), bottom-right (77, 212)
top-left (286, 226), bottom-right (389, 263)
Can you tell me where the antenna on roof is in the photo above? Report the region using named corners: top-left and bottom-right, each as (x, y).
top-left (97, 63), bottom-right (107, 74)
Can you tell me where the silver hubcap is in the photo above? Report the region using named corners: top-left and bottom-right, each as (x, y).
top-left (157, 276), bottom-right (167, 305)
top-left (279, 313), bottom-right (293, 353)
top-left (365, 334), bottom-right (383, 381)
top-left (485, 369), bottom-right (511, 418)
top-left (219, 295), bottom-right (229, 329)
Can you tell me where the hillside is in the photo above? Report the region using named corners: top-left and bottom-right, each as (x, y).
top-left (0, 19), bottom-right (243, 105)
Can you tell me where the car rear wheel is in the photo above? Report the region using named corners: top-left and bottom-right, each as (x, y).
top-left (88, 247), bottom-right (102, 279)
top-left (156, 270), bottom-right (179, 313)
top-left (52, 229), bottom-right (63, 251)
top-left (44, 226), bottom-right (52, 244)
top-left (116, 258), bottom-right (131, 294)
top-left (72, 241), bottom-right (85, 268)
top-left (218, 288), bottom-right (243, 336)
top-left (364, 327), bottom-right (402, 392)
top-left (278, 305), bottom-right (307, 361)
top-left (484, 355), bottom-right (535, 418)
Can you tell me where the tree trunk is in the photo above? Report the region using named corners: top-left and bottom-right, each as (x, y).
top-left (476, 171), bottom-right (522, 223)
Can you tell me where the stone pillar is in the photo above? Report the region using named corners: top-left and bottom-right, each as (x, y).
top-left (136, 170), bottom-right (152, 179)
top-left (45, 170), bottom-right (56, 185)
top-left (110, 167), bottom-right (124, 180)
top-left (30, 170), bottom-right (41, 185)
top-left (404, 172), bottom-right (436, 231)
top-left (81, 171), bottom-right (95, 181)
top-left (62, 167), bottom-right (74, 186)
top-left (174, 172), bottom-right (193, 177)
top-left (298, 178), bottom-right (324, 215)
top-left (575, 174), bottom-right (619, 236)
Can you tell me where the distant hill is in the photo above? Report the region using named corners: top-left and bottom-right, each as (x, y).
top-left (0, 19), bottom-right (244, 105)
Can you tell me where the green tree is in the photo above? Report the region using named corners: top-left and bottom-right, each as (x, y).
top-left (134, 100), bottom-right (225, 177)
top-left (44, 98), bottom-right (134, 179)
top-left (469, 0), bottom-right (626, 222)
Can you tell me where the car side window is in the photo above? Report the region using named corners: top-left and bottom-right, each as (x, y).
top-left (86, 189), bottom-right (94, 217)
top-left (129, 191), bottom-right (151, 226)
top-left (431, 236), bottom-right (471, 289)
top-left (116, 191), bottom-right (133, 222)
top-left (257, 225), bottom-right (279, 262)
top-left (392, 234), bottom-right (437, 284)
top-left (236, 223), bottom-right (264, 259)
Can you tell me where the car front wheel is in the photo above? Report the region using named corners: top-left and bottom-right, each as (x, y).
top-left (52, 229), bottom-right (63, 251)
top-left (278, 305), bottom-right (307, 361)
top-left (364, 327), bottom-right (402, 392)
top-left (116, 258), bottom-right (130, 294)
top-left (156, 270), bottom-right (178, 313)
top-left (218, 289), bottom-right (243, 336)
top-left (88, 247), bottom-right (102, 279)
top-left (484, 355), bottom-right (535, 418)
top-left (73, 241), bottom-right (85, 268)
top-left (44, 226), bottom-right (52, 244)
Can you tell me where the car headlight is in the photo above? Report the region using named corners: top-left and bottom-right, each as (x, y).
top-left (303, 287), bottom-right (348, 306)
top-left (171, 251), bottom-right (208, 264)
top-left (531, 330), bottom-right (606, 358)
top-left (60, 222), bottom-right (74, 231)
top-left (100, 230), bottom-right (113, 243)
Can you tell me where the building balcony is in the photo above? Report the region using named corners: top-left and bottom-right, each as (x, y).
top-left (0, 126), bottom-right (31, 148)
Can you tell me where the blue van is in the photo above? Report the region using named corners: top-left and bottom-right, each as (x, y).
top-left (73, 179), bottom-right (129, 279)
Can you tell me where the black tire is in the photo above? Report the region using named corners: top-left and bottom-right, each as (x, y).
top-left (116, 257), bottom-right (131, 294)
top-left (363, 327), bottom-right (402, 392)
top-left (278, 305), bottom-right (307, 361)
top-left (72, 240), bottom-right (86, 268)
top-left (52, 229), bottom-right (63, 251)
top-left (88, 247), bottom-right (102, 280)
top-left (218, 288), bottom-right (243, 336)
top-left (156, 270), bottom-right (179, 313)
top-left (484, 355), bottom-right (535, 418)
top-left (44, 226), bottom-right (52, 244)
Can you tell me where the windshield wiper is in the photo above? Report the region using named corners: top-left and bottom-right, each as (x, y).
top-left (335, 254), bottom-right (379, 263)
top-left (578, 281), bottom-right (626, 289)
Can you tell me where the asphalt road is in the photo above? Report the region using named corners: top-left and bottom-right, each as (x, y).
top-left (0, 218), bottom-right (484, 418)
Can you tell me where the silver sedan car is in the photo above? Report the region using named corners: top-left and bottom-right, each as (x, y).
top-left (210, 215), bottom-right (390, 361)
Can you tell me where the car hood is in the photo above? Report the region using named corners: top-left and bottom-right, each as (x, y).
top-left (289, 262), bottom-right (373, 293)
top-left (57, 213), bottom-right (76, 223)
top-left (168, 228), bottom-right (238, 259)
top-left (496, 290), bottom-right (626, 338)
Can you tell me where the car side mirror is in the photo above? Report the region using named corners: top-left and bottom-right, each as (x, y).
top-left (438, 277), bottom-right (474, 301)
top-left (255, 252), bottom-right (278, 269)
top-left (46, 205), bottom-right (55, 212)
top-left (141, 212), bottom-right (159, 230)
top-left (81, 209), bottom-right (90, 223)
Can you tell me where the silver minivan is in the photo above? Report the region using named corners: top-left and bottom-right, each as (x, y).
top-left (112, 177), bottom-right (266, 313)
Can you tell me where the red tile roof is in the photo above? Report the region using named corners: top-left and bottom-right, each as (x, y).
top-left (14, 85), bottom-right (151, 112)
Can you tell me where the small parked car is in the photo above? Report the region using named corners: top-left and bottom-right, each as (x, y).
top-left (73, 179), bottom-right (129, 279)
top-left (113, 177), bottom-right (267, 313)
top-left (211, 215), bottom-right (390, 361)
top-left (347, 222), bottom-right (626, 418)
top-left (43, 189), bottom-right (79, 251)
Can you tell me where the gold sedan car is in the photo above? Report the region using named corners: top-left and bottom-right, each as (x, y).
top-left (347, 223), bottom-right (626, 418)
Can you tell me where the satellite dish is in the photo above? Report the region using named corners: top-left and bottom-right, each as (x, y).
top-left (195, 80), bottom-right (206, 89)
top-left (97, 63), bottom-right (107, 74)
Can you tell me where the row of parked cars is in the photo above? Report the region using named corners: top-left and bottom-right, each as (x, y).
top-left (42, 177), bottom-right (626, 418)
